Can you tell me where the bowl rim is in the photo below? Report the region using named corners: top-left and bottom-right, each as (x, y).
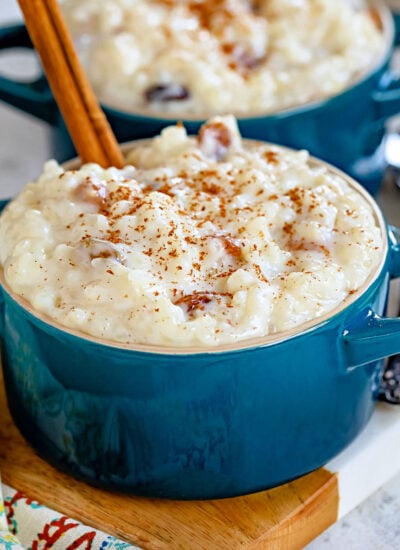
top-left (94, 0), bottom-right (394, 122)
top-left (0, 139), bottom-right (389, 356)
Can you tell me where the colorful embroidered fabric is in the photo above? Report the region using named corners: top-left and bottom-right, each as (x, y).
top-left (0, 482), bottom-right (138, 549)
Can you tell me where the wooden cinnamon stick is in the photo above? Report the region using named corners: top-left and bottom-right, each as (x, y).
top-left (18, 0), bottom-right (125, 168)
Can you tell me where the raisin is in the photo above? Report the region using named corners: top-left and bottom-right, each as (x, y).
top-left (234, 50), bottom-right (264, 71)
top-left (75, 181), bottom-right (108, 208)
top-left (145, 84), bottom-right (190, 103)
top-left (198, 120), bottom-right (234, 161)
top-left (174, 291), bottom-right (233, 317)
top-left (250, 0), bottom-right (262, 13)
top-left (84, 238), bottom-right (121, 262)
top-left (213, 235), bottom-right (242, 258)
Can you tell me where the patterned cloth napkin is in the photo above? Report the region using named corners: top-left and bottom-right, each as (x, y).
top-left (0, 479), bottom-right (138, 550)
top-left (0, 482), bottom-right (23, 550)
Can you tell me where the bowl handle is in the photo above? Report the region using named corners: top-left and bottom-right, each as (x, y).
top-left (343, 226), bottom-right (400, 369)
top-left (344, 312), bottom-right (400, 369)
top-left (372, 41), bottom-right (400, 121)
top-left (0, 23), bottom-right (57, 125)
top-left (388, 224), bottom-right (400, 278)
top-left (372, 10), bottom-right (400, 122)
top-left (373, 85), bottom-right (400, 121)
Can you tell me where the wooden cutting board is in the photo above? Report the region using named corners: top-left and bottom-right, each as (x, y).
top-left (0, 367), bottom-right (338, 549)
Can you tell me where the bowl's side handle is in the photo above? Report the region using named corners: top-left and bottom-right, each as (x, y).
top-left (372, 11), bottom-right (400, 123)
top-left (373, 85), bottom-right (400, 121)
top-left (344, 313), bottom-right (400, 368)
top-left (388, 224), bottom-right (400, 279)
top-left (343, 226), bottom-right (400, 369)
top-left (0, 23), bottom-right (57, 125)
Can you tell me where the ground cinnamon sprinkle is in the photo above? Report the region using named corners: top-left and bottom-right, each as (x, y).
top-left (264, 151), bottom-right (279, 164)
top-left (285, 187), bottom-right (306, 214)
top-left (106, 228), bottom-right (121, 241)
top-left (202, 181), bottom-right (222, 195)
top-left (175, 293), bottom-right (213, 313)
top-left (187, 0), bottom-right (232, 31)
top-left (320, 245), bottom-right (330, 258)
top-left (283, 222), bottom-right (294, 237)
top-left (253, 264), bottom-right (269, 284)
top-left (221, 42), bottom-right (235, 55)
top-left (158, 183), bottom-right (175, 197)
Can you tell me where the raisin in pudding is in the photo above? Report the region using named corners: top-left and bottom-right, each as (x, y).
top-left (0, 117), bottom-right (382, 347)
top-left (59, 0), bottom-right (384, 116)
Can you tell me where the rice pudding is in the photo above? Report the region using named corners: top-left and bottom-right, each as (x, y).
top-left (59, 0), bottom-right (385, 116)
top-left (0, 117), bottom-right (383, 346)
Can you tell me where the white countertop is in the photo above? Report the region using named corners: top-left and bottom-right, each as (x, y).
top-left (1, 1), bottom-right (400, 548)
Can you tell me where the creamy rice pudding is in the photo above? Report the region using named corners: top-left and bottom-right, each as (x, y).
top-left (59, 0), bottom-right (385, 116)
top-left (0, 117), bottom-right (382, 346)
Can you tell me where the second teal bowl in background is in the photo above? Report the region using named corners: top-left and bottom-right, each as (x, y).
top-left (0, 2), bottom-right (400, 194)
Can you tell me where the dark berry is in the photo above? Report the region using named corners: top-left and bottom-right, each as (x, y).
top-left (379, 355), bottom-right (400, 404)
top-left (145, 84), bottom-right (190, 103)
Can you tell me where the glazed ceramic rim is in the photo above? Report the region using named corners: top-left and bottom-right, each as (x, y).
top-left (99, 0), bottom-right (393, 122)
top-left (0, 140), bottom-right (389, 355)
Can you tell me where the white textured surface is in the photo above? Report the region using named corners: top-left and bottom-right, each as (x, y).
top-left (0, 103), bottom-right (48, 198)
top-left (327, 403), bottom-right (400, 520)
top-left (1, 1), bottom-right (400, 548)
top-left (308, 475), bottom-right (400, 549)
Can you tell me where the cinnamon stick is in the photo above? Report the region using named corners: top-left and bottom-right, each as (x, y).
top-left (18, 0), bottom-right (125, 168)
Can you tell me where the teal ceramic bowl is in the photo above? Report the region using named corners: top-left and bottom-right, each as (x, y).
top-left (1, 148), bottom-right (400, 499)
top-left (0, 1), bottom-right (399, 194)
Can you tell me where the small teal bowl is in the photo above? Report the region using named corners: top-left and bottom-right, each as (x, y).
top-left (1, 150), bottom-right (400, 499)
top-left (0, 2), bottom-right (400, 194)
